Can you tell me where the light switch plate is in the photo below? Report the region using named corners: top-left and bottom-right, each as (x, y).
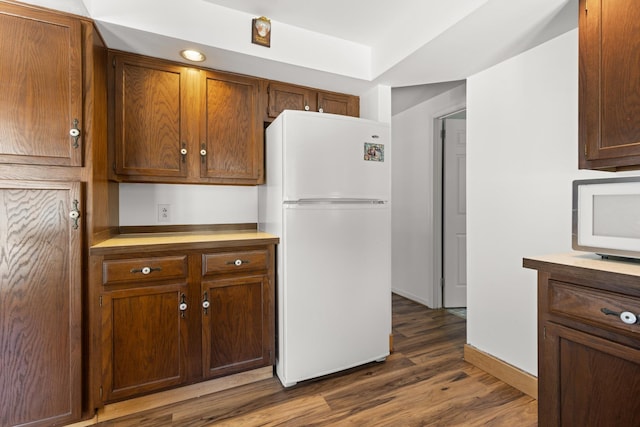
top-left (158, 204), bottom-right (171, 222)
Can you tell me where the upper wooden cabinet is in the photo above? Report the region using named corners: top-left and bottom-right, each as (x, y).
top-left (265, 81), bottom-right (359, 120)
top-left (579, 0), bottom-right (640, 170)
top-left (0, 2), bottom-right (83, 167)
top-left (112, 53), bottom-right (190, 179)
top-left (109, 52), bottom-right (263, 185)
top-left (200, 71), bottom-right (263, 181)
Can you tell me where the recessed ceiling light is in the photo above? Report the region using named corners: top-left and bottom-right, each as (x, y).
top-left (180, 49), bottom-right (206, 62)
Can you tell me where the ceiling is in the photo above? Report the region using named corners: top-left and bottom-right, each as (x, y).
top-left (24, 0), bottom-right (577, 112)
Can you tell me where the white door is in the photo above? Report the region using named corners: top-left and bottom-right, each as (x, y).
top-left (443, 117), bottom-right (467, 308)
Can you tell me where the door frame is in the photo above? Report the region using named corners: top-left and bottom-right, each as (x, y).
top-left (431, 106), bottom-right (467, 309)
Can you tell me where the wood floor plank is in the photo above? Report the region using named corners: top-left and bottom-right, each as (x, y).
top-left (96, 294), bottom-right (537, 426)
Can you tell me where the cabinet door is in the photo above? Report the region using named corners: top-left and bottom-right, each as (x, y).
top-left (101, 283), bottom-right (189, 402)
top-left (112, 53), bottom-right (191, 178)
top-left (0, 181), bottom-right (82, 427)
top-left (317, 91), bottom-right (359, 117)
top-left (267, 82), bottom-right (316, 118)
top-left (0, 4), bottom-right (83, 167)
top-left (201, 275), bottom-right (273, 379)
top-left (540, 322), bottom-right (640, 426)
top-left (200, 71), bottom-right (263, 183)
top-left (580, 0), bottom-right (640, 169)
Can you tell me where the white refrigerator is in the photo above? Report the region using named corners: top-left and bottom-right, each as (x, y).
top-left (258, 110), bottom-right (391, 387)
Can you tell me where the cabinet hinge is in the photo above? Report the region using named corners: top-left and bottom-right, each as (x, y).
top-left (584, 143), bottom-right (588, 157)
top-left (99, 295), bottom-right (103, 307)
top-left (543, 326), bottom-right (547, 340)
top-left (112, 57), bottom-right (116, 68)
top-left (99, 386), bottom-right (103, 398)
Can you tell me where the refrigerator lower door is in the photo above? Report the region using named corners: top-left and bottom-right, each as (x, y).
top-left (277, 202), bottom-right (391, 387)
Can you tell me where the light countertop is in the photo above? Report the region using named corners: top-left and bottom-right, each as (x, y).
top-left (90, 230), bottom-right (279, 255)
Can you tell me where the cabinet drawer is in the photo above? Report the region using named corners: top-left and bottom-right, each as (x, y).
top-left (103, 256), bottom-right (188, 285)
top-left (549, 280), bottom-right (640, 335)
top-left (202, 250), bottom-right (267, 276)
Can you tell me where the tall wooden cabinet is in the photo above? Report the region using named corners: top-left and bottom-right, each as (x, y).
top-left (109, 52), bottom-right (263, 185)
top-left (524, 254), bottom-right (640, 426)
top-left (579, 0), bottom-right (640, 170)
top-left (0, 181), bottom-right (82, 427)
top-left (0, 1), bottom-right (110, 427)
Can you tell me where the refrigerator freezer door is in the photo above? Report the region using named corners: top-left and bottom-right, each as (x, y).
top-left (277, 202), bottom-right (391, 386)
top-left (280, 112), bottom-right (390, 201)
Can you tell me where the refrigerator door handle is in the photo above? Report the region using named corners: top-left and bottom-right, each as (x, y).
top-left (284, 198), bottom-right (387, 205)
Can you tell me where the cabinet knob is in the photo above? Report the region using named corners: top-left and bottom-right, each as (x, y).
top-left (179, 293), bottom-right (187, 318)
top-left (69, 118), bottom-right (81, 148)
top-left (202, 291), bottom-right (209, 315)
top-left (181, 143), bottom-right (187, 163)
top-left (69, 199), bottom-right (80, 230)
top-left (318, 107), bottom-right (324, 113)
top-left (304, 105), bottom-right (310, 111)
top-left (601, 307), bottom-right (639, 325)
top-left (130, 266), bottom-right (162, 275)
top-left (620, 311), bottom-right (638, 325)
top-left (225, 259), bottom-right (250, 266)
top-left (200, 143), bottom-right (207, 164)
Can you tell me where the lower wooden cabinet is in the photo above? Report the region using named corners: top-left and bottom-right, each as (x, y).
top-left (202, 275), bottom-right (271, 378)
top-left (541, 322), bottom-right (640, 426)
top-left (92, 243), bottom-right (275, 405)
top-left (0, 180), bottom-right (83, 427)
top-left (524, 255), bottom-right (640, 427)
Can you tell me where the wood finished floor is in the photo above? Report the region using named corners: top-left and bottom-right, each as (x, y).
top-left (97, 294), bottom-right (537, 426)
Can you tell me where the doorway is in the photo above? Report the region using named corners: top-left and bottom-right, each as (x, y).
top-left (435, 109), bottom-right (467, 308)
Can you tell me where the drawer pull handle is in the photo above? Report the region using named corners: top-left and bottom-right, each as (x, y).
top-left (601, 308), bottom-right (639, 325)
top-left (202, 291), bottom-right (210, 314)
top-left (130, 266), bottom-right (162, 275)
top-left (179, 293), bottom-right (187, 318)
top-left (226, 259), bottom-right (250, 266)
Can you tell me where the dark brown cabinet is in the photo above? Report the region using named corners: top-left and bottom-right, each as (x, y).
top-left (110, 52), bottom-right (263, 185)
top-left (579, 0), bottom-right (640, 170)
top-left (100, 255), bottom-right (190, 402)
top-left (200, 71), bottom-right (263, 181)
top-left (265, 81), bottom-right (359, 120)
top-left (0, 2), bottom-right (109, 426)
top-left (92, 242), bottom-right (275, 404)
top-left (524, 255), bottom-right (640, 426)
top-left (0, 2), bottom-right (83, 167)
top-left (201, 249), bottom-right (273, 379)
top-left (0, 181), bottom-right (83, 427)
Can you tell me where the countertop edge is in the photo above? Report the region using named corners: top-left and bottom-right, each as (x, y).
top-left (523, 252), bottom-right (640, 279)
top-left (90, 231), bottom-right (279, 256)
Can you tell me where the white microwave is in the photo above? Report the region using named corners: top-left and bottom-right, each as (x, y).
top-left (573, 176), bottom-right (640, 259)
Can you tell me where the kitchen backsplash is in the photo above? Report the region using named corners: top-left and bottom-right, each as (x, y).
top-left (119, 183), bottom-right (258, 226)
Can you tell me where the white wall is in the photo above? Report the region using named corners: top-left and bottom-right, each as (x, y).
top-left (465, 28), bottom-right (636, 375)
top-left (391, 84), bottom-right (466, 306)
top-left (119, 183), bottom-right (257, 226)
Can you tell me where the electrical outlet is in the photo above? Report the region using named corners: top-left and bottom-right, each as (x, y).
top-left (158, 204), bottom-right (171, 222)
